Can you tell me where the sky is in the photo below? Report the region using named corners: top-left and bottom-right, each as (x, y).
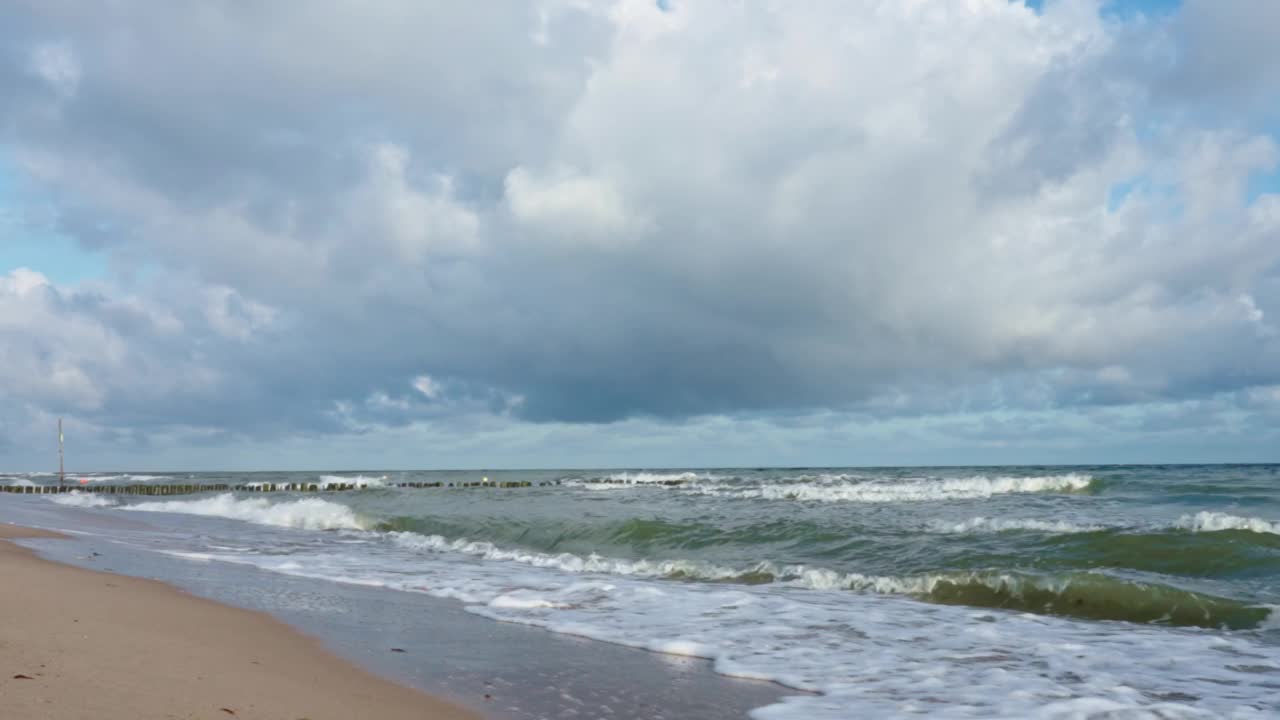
top-left (1, 0), bottom-right (1278, 471)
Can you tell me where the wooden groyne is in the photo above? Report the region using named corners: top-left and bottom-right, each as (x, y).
top-left (584, 478), bottom-right (689, 486)
top-left (1, 480), bottom-right (555, 496)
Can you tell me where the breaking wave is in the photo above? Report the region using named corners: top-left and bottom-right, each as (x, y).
top-left (390, 531), bottom-right (758, 581)
top-left (910, 571), bottom-right (1271, 630)
top-left (682, 474), bottom-right (1095, 503)
top-left (123, 494), bottom-right (367, 531)
top-left (563, 471), bottom-right (725, 489)
top-left (239, 474), bottom-right (390, 490)
top-left (388, 531), bottom-right (1270, 629)
top-left (934, 512), bottom-right (1280, 538)
top-left (318, 474), bottom-right (389, 488)
top-left (1176, 512), bottom-right (1280, 536)
top-left (930, 517), bottom-right (1105, 534)
top-left (75, 474), bottom-right (175, 483)
top-left (564, 472), bottom-right (1096, 502)
top-left (49, 491), bottom-right (118, 508)
top-left (608, 471), bottom-right (723, 483)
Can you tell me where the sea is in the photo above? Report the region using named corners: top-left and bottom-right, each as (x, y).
top-left (4, 465), bottom-right (1280, 719)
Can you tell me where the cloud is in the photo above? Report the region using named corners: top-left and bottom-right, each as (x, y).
top-left (27, 41), bottom-right (78, 98)
top-left (203, 285), bottom-right (278, 342)
top-left (1164, 0), bottom-right (1280, 116)
top-left (0, 0), bottom-right (1277, 464)
top-left (347, 143), bottom-right (481, 262)
top-left (413, 376), bottom-right (441, 400)
top-left (505, 166), bottom-right (644, 240)
top-left (0, 268), bottom-right (203, 421)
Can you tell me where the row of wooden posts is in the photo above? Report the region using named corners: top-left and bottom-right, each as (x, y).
top-left (585, 478), bottom-right (690, 486)
top-left (1, 480), bottom-right (554, 496)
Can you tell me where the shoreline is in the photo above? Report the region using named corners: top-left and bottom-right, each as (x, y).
top-left (1, 505), bottom-right (789, 720)
top-left (0, 524), bottom-right (480, 720)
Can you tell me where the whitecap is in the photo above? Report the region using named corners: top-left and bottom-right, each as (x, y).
top-left (123, 493), bottom-right (366, 531)
top-left (48, 491), bottom-right (118, 508)
top-left (1176, 511), bottom-right (1280, 536)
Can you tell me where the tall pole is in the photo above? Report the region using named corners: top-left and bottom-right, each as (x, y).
top-left (58, 418), bottom-right (65, 488)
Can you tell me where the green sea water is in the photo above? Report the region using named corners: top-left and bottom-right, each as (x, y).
top-left (333, 465), bottom-right (1280, 629)
top-left (12, 464), bottom-right (1280, 718)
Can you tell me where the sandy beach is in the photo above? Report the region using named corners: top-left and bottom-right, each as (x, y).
top-left (0, 524), bottom-right (478, 720)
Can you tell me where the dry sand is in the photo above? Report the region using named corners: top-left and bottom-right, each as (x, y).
top-left (0, 523), bottom-right (480, 720)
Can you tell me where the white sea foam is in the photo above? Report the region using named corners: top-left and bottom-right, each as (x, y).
top-left (1260, 606), bottom-right (1280, 632)
top-left (610, 471), bottom-right (722, 483)
top-left (318, 474), bottom-right (389, 488)
top-left (488, 591), bottom-right (569, 610)
top-left (650, 639), bottom-right (717, 659)
top-left (390, 530), bottom-right (936, 592)
top-left (930, 516), bottom-right (1105, 534)
top-left (2, 472), bottom-right (54, 482)
top-left (160, 551), bottom-right (217, 562)
top-left (385, 532), bottom-right (1101, 600)
top-left (566, 471), bottom-right (725, 489)
top-left (391, 531), bottom-right (755, 580)
top-left (933, 512), bottom-right (1280, 536)
top-left (55, 468), bottom-right (1279, 720)
top-left (48, 491), bottom-right (118, 508)
top-left (681, 473), bottom-right (1094, 503)
top-left (238, 474), bottom-right (389, 490)
top-left (777, 472), bottom-right (874, 483)
top-left (1176, 511), bottom-right (1280, 535)
top-left (567, 472), bottom-right (1096, 502)
top-left (78, 474), bottom-right (173, 483)
top-left (2, 477), bottom-right (39, 487)
top-left (123, 494), bottom-right (366, 530)
top-left (170, 535), bottom-right (1280, 720)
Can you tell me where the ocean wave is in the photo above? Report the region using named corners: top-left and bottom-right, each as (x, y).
top-left (388, 530), bottom-right (1268, 629)
top-left (930, 517), bottom-right (1105, 535)
top-left (776, 472), bottom-right (873, 483)
top-left (175, 545), bottom-right (1280, 720)
top-left (787, 569), bottom-right (1269, 629)
top-left (390, 531), bottom-right (755, 581)
top-left (912, 571), bottom-right (1271, 630)
top-left (123, 494), bottom-right (367, 531)
top-left (684, 473), bottom-right (1095, 503)
top-left (611, 471), bottom-right (722, 483)
top-left (239, 474), bottom-right (390, 490)
top-left (4, 473), bottom-right (173, 487)
top-left (934, 512), bottom-right (1280, 538)
top-left (567, 472), bottom-right (1095, 502)
top-left (79, 474), bottom-right (174, 483)
top-left (318, 474), bottom-right (389, 487)
top-left (564, 471), bottom-right (725, 488)
top-left (1176, 512), bottom-right (1280, 536)
top-left (48, 491), bottom-right (118, 508)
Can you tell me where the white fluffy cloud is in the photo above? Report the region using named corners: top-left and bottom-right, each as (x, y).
top-left (349, 143), bottom-right (481, 262)
top-left (0, 268), bottom-right (216, 447)
top-left (0, 0), bottom-right (1277, 464)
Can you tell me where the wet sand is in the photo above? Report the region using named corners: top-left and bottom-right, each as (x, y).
top-left (0, 523), bottom-right (479, 720)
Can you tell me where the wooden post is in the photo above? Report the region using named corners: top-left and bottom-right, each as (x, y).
top-left (58, 418), bottom-right (65, 489)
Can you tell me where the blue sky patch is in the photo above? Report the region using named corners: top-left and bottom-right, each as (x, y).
top-left (0, 154), bottom-right (111, 285)
top-left (1022, 0), bottom-right (1182, 18)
